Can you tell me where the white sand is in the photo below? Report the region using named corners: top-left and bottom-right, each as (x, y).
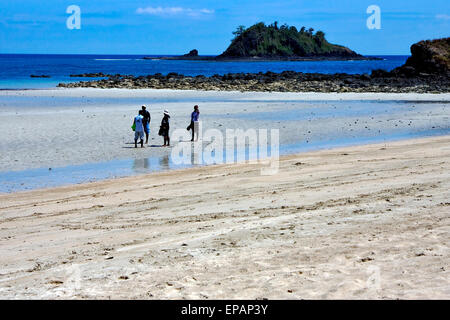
top-left (0, 135), bottom-right (449, 299)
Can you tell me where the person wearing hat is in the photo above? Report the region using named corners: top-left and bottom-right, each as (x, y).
top-left (159, 109), bottom-right (171, 147)
top-left (141, 105), bottom-right (151, 144)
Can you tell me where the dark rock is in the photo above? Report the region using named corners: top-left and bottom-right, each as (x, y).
top-left (395, 66), bottom-right (417, 77)
top-left (403, 38), bottom-right (450, 74)
top-left (182, 49), bottom-right (199, 57)
top-left (344, 78), bottom-right (354, 85)
top-left (371, 69), bottom-right (391, 78)
top-left (360, 73), bottom-right (371, 81)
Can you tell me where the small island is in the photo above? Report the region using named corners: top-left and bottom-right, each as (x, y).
top-left (143, 22), bottom-right (376, 61)
top-left (218, 22), bottom-right (363, 60)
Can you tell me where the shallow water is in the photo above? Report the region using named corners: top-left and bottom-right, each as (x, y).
top-left (1, 126), bottom-right (448, 193)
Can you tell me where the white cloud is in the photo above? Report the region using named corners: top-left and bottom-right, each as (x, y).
top-left (136, 7), bottom-right (214, 17)
top-left (436, 14), bottom-right (450, 20)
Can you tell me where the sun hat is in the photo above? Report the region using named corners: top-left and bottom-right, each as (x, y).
top-left (164, 109), bottom-right (170, 116)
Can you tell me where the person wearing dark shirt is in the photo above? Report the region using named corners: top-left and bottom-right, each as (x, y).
top-left (159, 109), bottom-right (170, 147)
top-left (141, 105), bottom-right (151, 144)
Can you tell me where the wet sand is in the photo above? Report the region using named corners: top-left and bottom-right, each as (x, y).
top-left (0, 135), bottom-right (449, 299)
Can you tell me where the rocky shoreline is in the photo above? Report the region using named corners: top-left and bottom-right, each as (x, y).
top-left (58, 37), bottom-right (450, 93)
top-left (57, 70), bottom-right (449, 93)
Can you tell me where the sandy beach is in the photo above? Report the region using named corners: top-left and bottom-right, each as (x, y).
top-left (0, 135), bottom-right (449, 299)
top-left (1, 1), bottom-right (449, 303)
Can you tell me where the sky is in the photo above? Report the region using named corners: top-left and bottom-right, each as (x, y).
top-left (0, 0), bottom-right (449, 55)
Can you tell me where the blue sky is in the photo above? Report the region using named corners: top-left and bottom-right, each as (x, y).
top-left (0, 0), bottom-right (448, 55)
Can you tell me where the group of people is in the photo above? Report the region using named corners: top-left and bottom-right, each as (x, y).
top-left (132, 105), bottom-right (200, 148)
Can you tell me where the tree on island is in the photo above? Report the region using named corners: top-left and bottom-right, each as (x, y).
top-left (232, 25), bottom-right (246, 40)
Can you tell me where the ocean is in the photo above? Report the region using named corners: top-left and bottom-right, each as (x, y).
top-left (0, 54), bottom-right (408, 89)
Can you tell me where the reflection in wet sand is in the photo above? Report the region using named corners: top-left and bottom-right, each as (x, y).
top-left (159, 154), bottom-right (170, 170)
top-left (132, 158), bottom-right (150, 173)
top-left (191, 144), bottom-right (202, 165)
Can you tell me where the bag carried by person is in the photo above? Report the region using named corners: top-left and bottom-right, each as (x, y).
top-left (158, 126), bottom-right (163, 136)
top-left (131, 123), bottom-right (136, 131)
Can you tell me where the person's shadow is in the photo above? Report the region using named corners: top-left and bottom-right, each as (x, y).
top-left (123, 143), bottom-right (166, 149)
